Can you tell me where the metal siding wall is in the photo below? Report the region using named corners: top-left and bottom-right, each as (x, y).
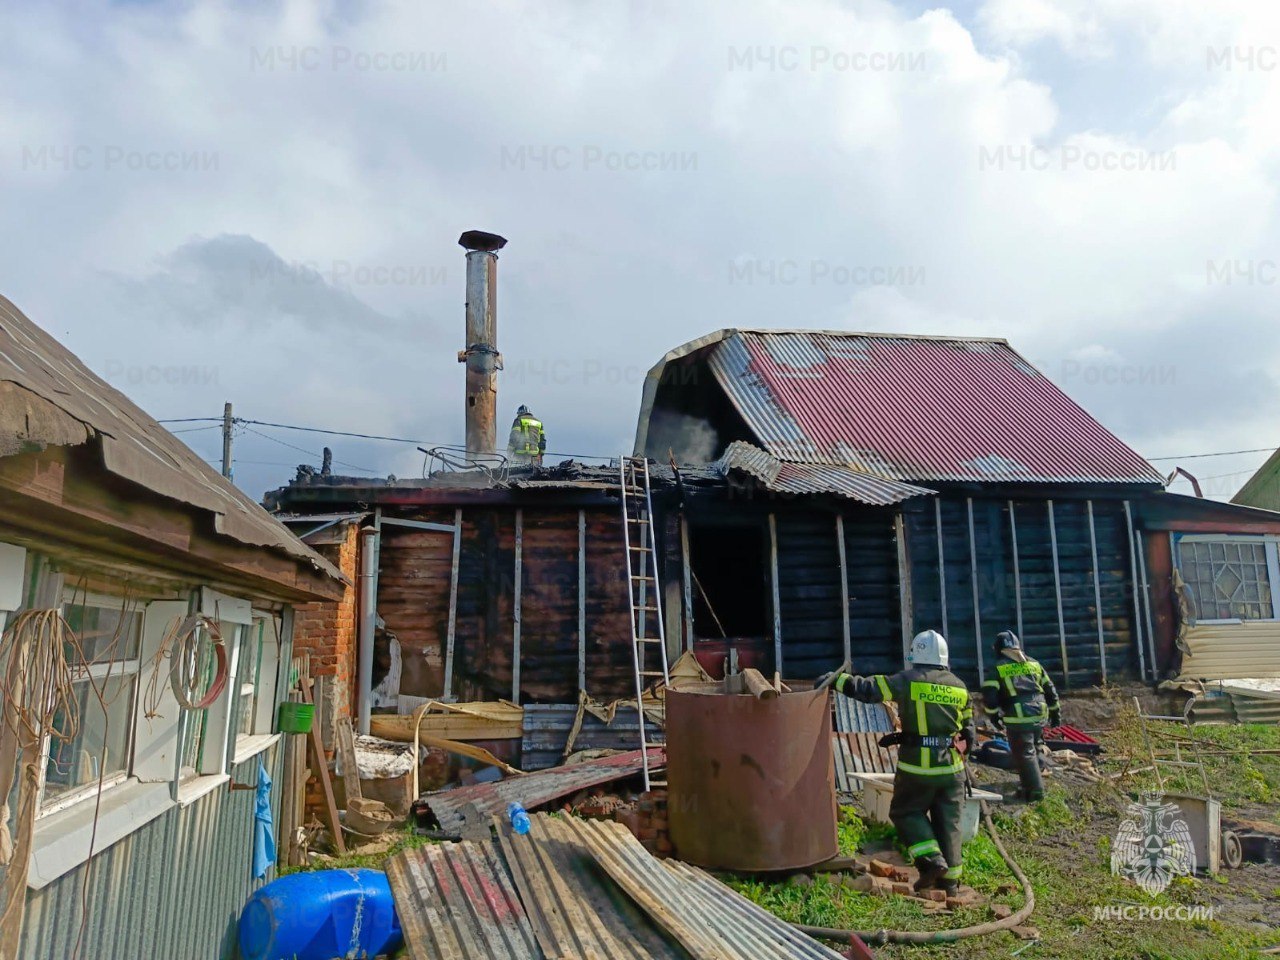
top-left (21, 744), bottom-right (287, 960)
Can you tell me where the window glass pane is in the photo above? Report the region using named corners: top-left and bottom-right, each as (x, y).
top-left (62, 603), bottom-right (142, 663)
top-left (1179, 539), bottom-right (1274, 621)
top-left (44, 675), bottom-right (134, 804)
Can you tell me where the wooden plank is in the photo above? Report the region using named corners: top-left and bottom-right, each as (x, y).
top-left (1086, 500), bottom-right (1108, 684)
top-left (681, 515), bottom-right (694, 651)
top-left (742, 668), bottom-right (779, 700)
top-left (335, 717), bottom-right (362, 803)
top-left (578, 509), bottom-right (587, 694)
top-left (301, 678), bottom-right (346, 855)
top-left (1123, 500), bottom-right (1147, 681)
top-left (443, 507), bottom-right (463, 699)
top-left (769, 513), bottom-right (782, 676)
top-left (513, 508), bottom-right (522, 702)
top-left (935, 498), bottom-right (949, 637)
top-left (370, 701), bottom-right (524, 742)
top-left (966, 497), bottom-right (984, 684)
top-left (894, 513), bottom-right (913, 659)
top-left (836, 514), bottom-right (851, 665)
top-left (1009, 500), bottom-right (1024, 640)
top-left (1048, 500), bottom-right (1070, 687)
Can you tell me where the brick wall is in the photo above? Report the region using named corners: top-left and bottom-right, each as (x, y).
top-left (293, 521), bottom-right (361, 738)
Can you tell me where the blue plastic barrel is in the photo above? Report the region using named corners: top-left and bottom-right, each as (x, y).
top-left (238, 868), bottom-right (403, 960)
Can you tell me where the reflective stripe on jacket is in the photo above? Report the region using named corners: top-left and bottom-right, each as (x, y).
top-left (509, 416), bottom-right (544, 455)
top-left (981, 657), bottom-right (1059, 726)
top-left (836, 666), bottom-right (975, 776)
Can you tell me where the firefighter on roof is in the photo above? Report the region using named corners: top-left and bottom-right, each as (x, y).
top-left (507, 404), bottom-right (546, 466)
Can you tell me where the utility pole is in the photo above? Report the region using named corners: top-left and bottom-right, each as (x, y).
top-left (221, 402), bottom-right (234, 479)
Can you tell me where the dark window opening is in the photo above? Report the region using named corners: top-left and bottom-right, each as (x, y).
top-left (690, 525), bottom-right (768, 637)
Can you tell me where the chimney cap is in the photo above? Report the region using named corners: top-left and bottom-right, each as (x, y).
top-left (459, 230), bottom-right (508, 252)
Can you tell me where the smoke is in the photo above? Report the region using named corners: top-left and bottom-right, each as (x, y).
top-left (646, 409), bottom-right (720, 463)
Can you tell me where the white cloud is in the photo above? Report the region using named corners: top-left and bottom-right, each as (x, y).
top-left (1, 0), bottom-right (1279, 498)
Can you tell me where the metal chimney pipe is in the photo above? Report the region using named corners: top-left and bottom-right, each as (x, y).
top-left (457, 230), bottom-right (507, 460)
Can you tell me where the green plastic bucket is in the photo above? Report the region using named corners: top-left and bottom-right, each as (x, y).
top-left (278, 702), bottom-right (314, 734)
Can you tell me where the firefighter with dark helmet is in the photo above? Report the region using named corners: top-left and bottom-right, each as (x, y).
top-left (818, 630), bottom-right (975, 896)
top-left (507, 404), bottom-right (546, 466)
top-left (981, 630), bottom-right (1060, 802)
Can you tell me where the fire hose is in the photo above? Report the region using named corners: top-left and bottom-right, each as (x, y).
top-left (790, 801), bottom-right (1036, 946)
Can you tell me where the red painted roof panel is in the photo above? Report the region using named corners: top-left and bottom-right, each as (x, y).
top-left (707, 331), bottom-right (1162, 485)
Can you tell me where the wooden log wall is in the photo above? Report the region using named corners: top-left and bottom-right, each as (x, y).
top-left (903, 496), bottom-right (1136, 688)
top-left (376, 505), bottom-right (636, 705)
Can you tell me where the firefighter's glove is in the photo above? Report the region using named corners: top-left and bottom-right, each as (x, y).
top-left (877, 731), bottom-right (904, 749)
top-left (1048, 708), bottom-right (1062, 728)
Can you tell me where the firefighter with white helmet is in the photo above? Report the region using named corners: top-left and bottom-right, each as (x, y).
top-left (818, 630), bottom-right (975, 895)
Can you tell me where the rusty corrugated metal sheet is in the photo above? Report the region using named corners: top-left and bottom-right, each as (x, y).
top-left (718, 440), bottom-right (933, 506)
top-left (421, 748), bottom-right (663, 837)
top-left (705, 330), bottom-right (1163, 485)
top-left (386, 838), bottom-right (542, 959)
top-left (568, 818), bottom-right (846, 959)
top-left (495, 815), bottom-right (685, 959)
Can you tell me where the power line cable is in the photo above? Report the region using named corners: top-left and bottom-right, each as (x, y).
top-left (239, 425), bottom-right (379, 474)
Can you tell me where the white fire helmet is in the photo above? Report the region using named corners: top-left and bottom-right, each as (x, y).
top-left (908, 630), bottom-right (949, 668)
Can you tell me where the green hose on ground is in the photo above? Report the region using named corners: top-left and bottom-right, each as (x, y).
top-left (791, 801), bottom-right (1037, 947)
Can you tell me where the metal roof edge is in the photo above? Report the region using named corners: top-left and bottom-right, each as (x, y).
top-left (633, 328), bottom-right (739, 456)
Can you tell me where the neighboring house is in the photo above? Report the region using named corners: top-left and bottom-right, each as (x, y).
top-left (1233, 449), bottom-right (1280, 512)
top-left (0, 296), bottom-right (343, 959)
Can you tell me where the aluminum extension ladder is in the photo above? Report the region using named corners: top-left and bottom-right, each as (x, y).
top-left (620, 456), bottom-right (670, 791)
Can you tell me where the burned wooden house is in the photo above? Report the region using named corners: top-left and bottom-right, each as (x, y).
top-left (269, 323), bottom-right (1280, 743)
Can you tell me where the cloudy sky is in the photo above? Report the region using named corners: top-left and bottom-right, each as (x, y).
top-left (3, 0), bottom-right (1278, 500)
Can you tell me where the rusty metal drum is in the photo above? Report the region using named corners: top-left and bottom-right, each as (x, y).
top-left (666, 685), bottom-right (837, 872)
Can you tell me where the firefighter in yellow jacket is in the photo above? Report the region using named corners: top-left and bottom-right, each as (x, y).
top-left (981, 631), bottom-right (1060, 802)
top-left (507, 405), bottom-right (546, 466)
top-left (820, 630), bottom-right (975, 895)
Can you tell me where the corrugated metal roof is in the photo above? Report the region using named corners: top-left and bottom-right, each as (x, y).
top-left (718, 440), bottom-right (933, 506)
top-left (567, 818), bottom-right (846, 959)
top-left (0, 296), bottom-right (342, 583)
top-left (421, 748), bottom-right (664, 837)
top-left (521, 704), bottom-right (664, 771)
top-left (496, 815), bottom-right (686, 959)
top-left (698, 330), bottom-right (1162, 485)
top-left (386, 838), bottom-right (542, 959)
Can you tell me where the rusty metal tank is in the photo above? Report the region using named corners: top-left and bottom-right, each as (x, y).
top-left (666, 684), bottom-right (837, 872)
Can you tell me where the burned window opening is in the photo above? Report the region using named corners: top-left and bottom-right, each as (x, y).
top-left (689, 524), bottom-right (769, 638)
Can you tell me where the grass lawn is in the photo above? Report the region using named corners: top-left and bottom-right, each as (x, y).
top-left (728, 716), bottom-right (1280, 959)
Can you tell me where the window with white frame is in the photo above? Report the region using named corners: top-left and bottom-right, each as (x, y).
top-left (42, 595), bottom-right (144, 810)
top-left (1177, 536), bottom-right (1278, 622)
top-left (234, 615), bottom-right (283, 742)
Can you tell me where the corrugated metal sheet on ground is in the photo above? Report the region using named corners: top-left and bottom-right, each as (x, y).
top-left (495, 815), bottom-right (686, 959)
top-left (1178, 622), bottom-right (1280, 681)
top-left (833, 733), bottom-right (899, 793)
top-left (833, 695), bottom-right (894, 734)
top-left (704, 330), bottom-right (1163, 485)
top-left (567, 817), bottom-right (845, 960)
top-left (717, 439), bottom-right (933, 506)
top-left (386, 838), bottom-right (542, 959)
top-left (521, 703), bottom-right (664, 770)
top-left (423, 748), bottom-right (664, 837)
